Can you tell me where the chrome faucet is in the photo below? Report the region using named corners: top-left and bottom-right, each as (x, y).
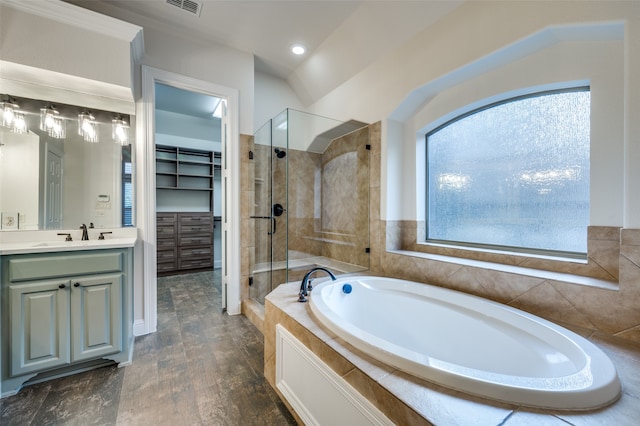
top-left (298, 267), bottom-right (336, 302)
top-left (80, 224), bottom-right (89, 241)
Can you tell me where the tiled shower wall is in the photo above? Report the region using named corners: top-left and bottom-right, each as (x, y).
top-left (241, 127), bottom-right (371, 307)
top-left (288, 127), bottom-right (370, 269)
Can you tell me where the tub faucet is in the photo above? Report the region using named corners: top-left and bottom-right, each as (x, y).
top-left (298, 267), bottom-right (337, 302)
top-left (80, 224), bottom-right (89, 241)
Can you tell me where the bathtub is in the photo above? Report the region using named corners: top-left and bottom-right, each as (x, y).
top-left (309, 276), bottom-right (621, 411)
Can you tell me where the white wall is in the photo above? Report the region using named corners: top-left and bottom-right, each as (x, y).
top-left (303, 1), bottom-right (640, 228)
top-left (0, 4), bottom-right (130, 89)
top-left (254, 71), bottom-right (304, 133)
top-left (0, 1), bottom-right (139, 114)
top-left (140, 25), bottom-right (254, 135)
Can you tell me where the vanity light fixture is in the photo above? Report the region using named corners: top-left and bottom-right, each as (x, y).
top-left (112, 115), bottom-right (129, 145)
top-left (11, 111), bottom-right (28, 134)
top-left (40, 104), bottom-right (66, 139)
top-left (0, 97), bottom-right (28, 134)
top-left (78, 110), bottom-right (99, 143)
top-left (1, 97), bottom-right (18, 127)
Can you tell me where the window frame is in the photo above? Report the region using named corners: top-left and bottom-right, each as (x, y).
top-left (424, 86), bottom-right (590, 259)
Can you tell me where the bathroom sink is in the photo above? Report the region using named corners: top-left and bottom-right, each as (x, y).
top-left (1, 233), bottom-right (137, 255)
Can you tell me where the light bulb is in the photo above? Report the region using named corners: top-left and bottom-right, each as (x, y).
top-left (291, 44), bottom-right (306, 55)
top-left (112, 116), bottom-right (129, 145)
top-left (2, 106), bottom-right (15, 126)
top-left (12, 112), bottom-right (27, 134)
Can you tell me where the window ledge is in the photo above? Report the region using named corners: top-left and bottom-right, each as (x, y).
top-left (419, 241), bottom-right (588, 264)
top-left (389, 249), bottom-right (619, 292)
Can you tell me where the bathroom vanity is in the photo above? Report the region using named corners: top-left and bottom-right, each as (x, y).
top-left (0, 233), bottom-right (136, 397)
top-left (0, 0), bottom-right (144, 399)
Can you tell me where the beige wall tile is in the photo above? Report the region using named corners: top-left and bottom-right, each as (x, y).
top-left (588, 226), bottom-right (621, 241)
top-left (471, 269), bottom-right (545, 304)
top-left (621, 228), bottom-right (640, 246)
top-left (509, 281), bottom-right (597, 330)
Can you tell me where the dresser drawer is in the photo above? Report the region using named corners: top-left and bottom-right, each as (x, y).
top-left (179, 213), bottom-right (212, 225)
top-left (178, 223), bottom-right (213, 233)
top-left (157, 225), bottom-right (176, 238)
top-left (178, 258), bottom-right (213, 270)
top-left (157, 261), bottom-right (177, 273)
top-left (157, 213), bottom-right (177, 224)
top-left (178, 234), bottom-right (212, 247)
top-left (179, 246), bottom-right (212, 259)
top-left (157, 249), bottom-right (177, 262)
top-left (157, 238), bottom-right (175, 250)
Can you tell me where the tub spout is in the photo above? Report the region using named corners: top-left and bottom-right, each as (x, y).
top-left (298, 267), bottom-right (336, 302)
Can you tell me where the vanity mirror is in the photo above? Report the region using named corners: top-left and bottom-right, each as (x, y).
top-left (0, 95), bottom-right (134, 231)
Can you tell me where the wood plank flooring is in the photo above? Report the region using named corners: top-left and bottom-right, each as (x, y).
top-left (0, 271), bottom-right (297, 425)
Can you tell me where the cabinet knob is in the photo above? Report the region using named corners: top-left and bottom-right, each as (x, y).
top-left (74, 282), bottom-right (80, 287)
top-left (59, 283), bottom-right (66, 289)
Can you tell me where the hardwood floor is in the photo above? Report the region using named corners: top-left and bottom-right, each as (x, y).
top-left (0, 271), bottom-right (297, 425)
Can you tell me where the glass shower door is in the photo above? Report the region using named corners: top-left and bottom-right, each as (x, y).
top-left (249, 111), bottom-right (289, 304)
top-left (250, 120), bottom-right (274, 303)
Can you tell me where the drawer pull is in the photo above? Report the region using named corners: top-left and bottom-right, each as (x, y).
top-left (59, 283), bottom-right (66, 289)
top-left (74, 282), bottom-right (81, 287)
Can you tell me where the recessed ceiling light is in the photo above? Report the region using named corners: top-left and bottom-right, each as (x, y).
top-left (291, 44), bottom-right (306, 55)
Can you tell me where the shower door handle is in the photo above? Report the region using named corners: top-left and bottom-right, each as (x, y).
top-left (268, 217), bottom-right (276, 235)
top-left (249, 215), bottom-right (276, 235)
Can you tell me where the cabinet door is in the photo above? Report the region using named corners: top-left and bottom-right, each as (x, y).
top-left (70, 274), bottom-right (123, 362)
top-left (9, 280), bottom-right (71, 376)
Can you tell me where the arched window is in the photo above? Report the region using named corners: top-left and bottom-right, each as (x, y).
top-left (426, 88), bottom-right (590, 256)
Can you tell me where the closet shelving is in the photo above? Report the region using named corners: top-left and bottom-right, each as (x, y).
top-left (156, 145), bottom-right (222, 212)
top-left (156, 145), bottom-right (221, 191)
top-left (155, 145), bottom-right (222, 275)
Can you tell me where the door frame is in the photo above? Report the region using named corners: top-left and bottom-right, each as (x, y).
top-left (136, 66), bottom-right (241, 335)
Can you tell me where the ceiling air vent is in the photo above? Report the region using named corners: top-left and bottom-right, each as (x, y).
top-left (166, 0), bottom-right (203, 17)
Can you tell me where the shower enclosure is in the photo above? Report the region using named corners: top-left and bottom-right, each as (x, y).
top-left (249, 109), bottom-right (370, 304)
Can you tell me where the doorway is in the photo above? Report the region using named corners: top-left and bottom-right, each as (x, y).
top-left (138, 66), bottom-right (240, 336)
top-left (154, 83), bottom-right (223, 275)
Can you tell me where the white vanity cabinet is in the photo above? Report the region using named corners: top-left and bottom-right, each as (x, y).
top-left (1, 248), bottom-right (134, 397)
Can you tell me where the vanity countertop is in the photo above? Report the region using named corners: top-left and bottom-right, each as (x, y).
top-left (0, 229), bottom-right (138, 255)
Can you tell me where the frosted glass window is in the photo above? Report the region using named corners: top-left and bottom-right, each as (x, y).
top-left (427, 89), bottom-right (590, 255)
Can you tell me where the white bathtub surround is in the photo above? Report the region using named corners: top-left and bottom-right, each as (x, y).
top-left (264, 281), bottom-right (640, 425)
top-left (309, 276), bottom-right (620, 411)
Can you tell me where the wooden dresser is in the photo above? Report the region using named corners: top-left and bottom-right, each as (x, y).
top-left (157, 212), bottom-right (213, 275)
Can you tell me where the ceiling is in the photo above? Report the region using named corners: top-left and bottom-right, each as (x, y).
top-left (65, 0), bottom-right (363, 79)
